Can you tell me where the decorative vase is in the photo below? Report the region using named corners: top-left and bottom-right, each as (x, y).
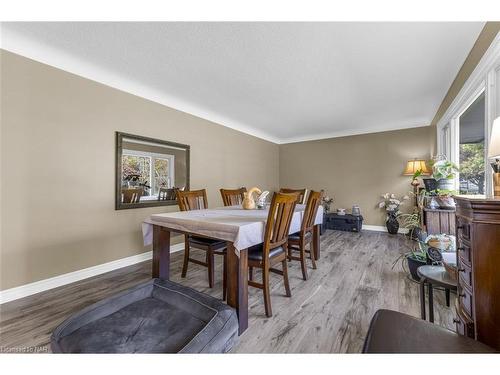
top-left (386, 212), bottom-right (399, 234)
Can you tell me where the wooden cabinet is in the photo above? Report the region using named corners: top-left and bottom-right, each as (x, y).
top-left (423, 208), bottom-right (456, 235)
top-left (454, 196), bottom-right (500, 350)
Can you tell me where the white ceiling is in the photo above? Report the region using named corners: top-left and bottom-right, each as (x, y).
top-left (1, 22), bottom-right (485, 143)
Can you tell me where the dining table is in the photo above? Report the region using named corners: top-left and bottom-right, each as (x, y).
top-left (142, 204), bottom-right (323, 335)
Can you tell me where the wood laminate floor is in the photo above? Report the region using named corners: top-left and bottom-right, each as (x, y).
top-left (0, 230), bottom-right (455, 353)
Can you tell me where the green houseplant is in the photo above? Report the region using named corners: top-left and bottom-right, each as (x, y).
top-left (427, 156), bottom-right (459, 191)
top-left (392, 240), bottom-right (429, 281)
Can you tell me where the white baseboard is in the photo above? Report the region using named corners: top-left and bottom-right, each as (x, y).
top-left (363, 225), bottom-right (409, 234)
top-left (0, 243), bottom-right (184, 305)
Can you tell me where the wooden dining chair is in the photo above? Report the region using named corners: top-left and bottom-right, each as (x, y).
top-left (220, 187), bottom-right (247, 206)
top-left (158, 187), bottom-right (178, 201)
top-left (177, 189), bottom-right (227, 299)
top-left (287, 190), bottom-right (322, 280)
top-left (246, 192), bottom-right (298, 317)
top-left (122, 187), bottom-right (143, 203)
top-left (279, 188), bottom-right (307, 204)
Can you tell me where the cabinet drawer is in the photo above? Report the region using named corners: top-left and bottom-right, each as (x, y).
top-left (456, 217), bottom-right (471, 241)
top-left (458, 259), bottom-right (473, 289)
top-left (457, 240), bottom-right (472, 265)
top-left (459, 286), bottom-right (474, 318)
top-left (455, 302), bottom-right (475, 338)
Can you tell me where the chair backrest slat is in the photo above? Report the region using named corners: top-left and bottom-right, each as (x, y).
top-left (301, 190), bottom-right (322, 233)
top-left (262, 192), bottom-right (298, 261)
top-left (158, 187), bottom-right (178, 201)
top-left (220, 187), bottom-right (247, 206)
top-left (177, 189), bottom-right (208, 211)
top-left (279, 188), bottom-right (307, 204)
top-left (122, 188), bottom-right (143, 203)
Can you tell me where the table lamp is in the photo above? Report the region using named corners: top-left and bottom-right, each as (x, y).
top-left (403, 159), bottom-right (431, 205)
top-left (488, 117), bottom-right (500, 197)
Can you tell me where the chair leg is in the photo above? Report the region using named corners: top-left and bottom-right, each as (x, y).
top-left (287, 246), bottom-right (292, 262)
top-left (309, 243), bottom-right (317, 270)
top-left (223, 253), bottom-right (227, 301)
top-left (207, 249), bottom-right (215, 288)
top-left (249, 266), bottom-right (254, 281)
top-left (263, 268), bottom-right (272, 317)
top-left (181, 236), bottom-right (190, 278)
top-left (282, 260), bottom-right (291, 297)
top-left (300, 243), bottom-right (308, 281)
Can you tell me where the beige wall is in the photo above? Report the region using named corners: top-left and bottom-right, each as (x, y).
top-left (280, 126), bottom-right (435, 226)
top-left (0, 50), bottom-right (279, 290)
top-left (432, 22), bottom-right (500, 125)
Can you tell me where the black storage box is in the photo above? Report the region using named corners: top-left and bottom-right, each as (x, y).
top-left (323, 213), bottom-right (363, 232)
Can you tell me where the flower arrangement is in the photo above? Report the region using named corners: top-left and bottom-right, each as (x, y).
top-left (322, 195), bottom-right (334, 213)
top-left (378, 193), bottom-right (410, 214)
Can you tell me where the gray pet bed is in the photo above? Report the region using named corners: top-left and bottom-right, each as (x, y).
top-left (51, 278), bottom-right (239, 353)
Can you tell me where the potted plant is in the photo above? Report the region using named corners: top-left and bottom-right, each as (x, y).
top-left (424, 155), bottom-right (459, 192)
top-left (378, 193), bottom-right (410, 234)
top-left (398, 211), bottom-right (421, 240)
top-left (392, 240), bottom-right (429, 281)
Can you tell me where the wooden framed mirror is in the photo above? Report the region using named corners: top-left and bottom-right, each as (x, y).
top-left (115, 132), bottom-right (190, 210)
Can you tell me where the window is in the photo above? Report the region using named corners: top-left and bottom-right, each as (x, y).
top-left (458, 92), bottom-right (486, 195)
top-left (122, 150), bottom-right (175, 198)
top-left (437, 35), bottom-right (500, 197)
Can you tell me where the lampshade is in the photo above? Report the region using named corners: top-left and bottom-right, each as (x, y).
top-left (488, 117), bottom-right (500, 159)
top-left (403, 159), bottom-right (431, 176)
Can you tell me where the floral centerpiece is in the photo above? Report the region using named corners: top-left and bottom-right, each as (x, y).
top-left (378, 193), bottom-right (410, 234)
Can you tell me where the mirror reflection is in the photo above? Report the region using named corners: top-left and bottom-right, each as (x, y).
top-left (116, 132), bottom-right (189, 209)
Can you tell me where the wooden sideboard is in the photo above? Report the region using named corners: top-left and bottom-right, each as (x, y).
top-left (454, 196), bottom-right (500, 350)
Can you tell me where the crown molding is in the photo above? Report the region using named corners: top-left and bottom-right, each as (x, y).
top-left (1, 26), bottom-right (435, 145)
top-left (280, 121), bottom-right (430, 144)
top-left (0, 27), bottom-right (281, 144)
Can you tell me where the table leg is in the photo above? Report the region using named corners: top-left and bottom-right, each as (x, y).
top-left (428, 283), bottom-right (434, 323)
top-left (419, 278), bottom-right (426, 320)
top-left (152, 225), bottom-right (171, 279)
top-left (226, 243), bottom-right (248, 335)
top-left (313, 224), bottom-right (321, 260)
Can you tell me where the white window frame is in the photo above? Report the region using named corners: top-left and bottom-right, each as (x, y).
top-left (437, 32), bottom-right (500, 196)
top-left (122, 149), bottom-right (175, 195)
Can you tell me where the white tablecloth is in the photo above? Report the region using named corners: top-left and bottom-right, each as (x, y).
top-left (142, 204), bottom-right (323, 252)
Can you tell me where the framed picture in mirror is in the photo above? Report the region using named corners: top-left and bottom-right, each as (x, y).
top-left (115, 132), bottom-right (190, 210)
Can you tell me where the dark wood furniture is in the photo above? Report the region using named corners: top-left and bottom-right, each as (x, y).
top-left (177, 189), bottom-right (227, 299)
top-left (322, 213), bottom-right (363, 232)
top-left (424, 207), bottom-right (456, 235)
top-left (454, 196), bottom-right (500, 351)
top-left (220, 187), bottom-right (247, 206)
top-left (287, 190), bottom-right (322, 280)
top-left (150, 205), bottom-right (322, 334)
top-left (279, 188), bottom-right (307, 204)
top-left (417, 265), bottom-right (457, 323)
top-left (362, 309), bottom-right (496, 353)
top-left (247, 192), bottom-right (297, 317)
